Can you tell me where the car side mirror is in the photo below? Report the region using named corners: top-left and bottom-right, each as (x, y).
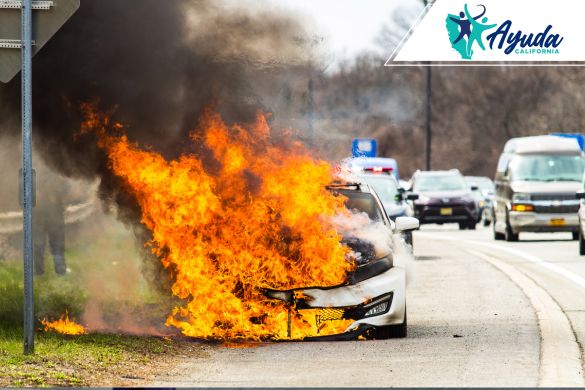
top-left (406, 193), bottom-right (419, 201)
top-left (576, 191), bottom-right (585, 200)
top-left (471, 185), bottom-right (479, 191)
top-left (395, 216), bottom-right (420, 232)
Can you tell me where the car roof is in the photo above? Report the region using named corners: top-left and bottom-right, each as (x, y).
top-left (504, 135), bottom-right (582, 155)
top-left (465, 176), bottom-right (493, 182)
top-left (326, 181), bottom-right (373, 194)
top-left (414, 169), bottom-right (462, 177)
top-left (355, 173), bottom-right (399, 183)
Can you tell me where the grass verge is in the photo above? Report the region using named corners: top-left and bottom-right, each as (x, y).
top-left (0, 327), bottom-right (183, 387)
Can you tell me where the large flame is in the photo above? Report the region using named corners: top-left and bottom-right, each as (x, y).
top-left (83, 107), bottom-right (356, 340)
top-left (41, 311), bottom-right (87, 335)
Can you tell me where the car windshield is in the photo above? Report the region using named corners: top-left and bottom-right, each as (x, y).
top-left (509, 155), bottom-right (585, 182)
top-left (414, 174), bottom-right (467, 192)
top-left (358, 175), bottom-right (399, 202)
top-left (338, 190), bottom-right (384, 222)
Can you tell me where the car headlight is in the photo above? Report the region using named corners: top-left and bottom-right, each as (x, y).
top-left (512, 193), bottom-right (531, 202)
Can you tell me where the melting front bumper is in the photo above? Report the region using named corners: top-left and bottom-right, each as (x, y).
top-left (265, 266), bottom-right (406, 337)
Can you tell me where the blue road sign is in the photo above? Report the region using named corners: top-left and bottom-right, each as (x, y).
top-left (352, 138), bottom-right (377, 158)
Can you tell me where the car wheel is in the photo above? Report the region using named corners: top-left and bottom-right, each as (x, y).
top-left (483, 219), bottom-right (490, 227)
top-left (572, 231), bottom-right (579, 241)
top-left (493, 213), bottom-right (505, 240)
top-left (467, 219), bottom-right (477, 230)
top-left (580, 228), bottom-right (585, 256)
top-left (458, 222), bottom-right (467, 230)
top-left (505, 216), bottom-right (519, 242)
top-left (372, 308), bottom-right (407, 339)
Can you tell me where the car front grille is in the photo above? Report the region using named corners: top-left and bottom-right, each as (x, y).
top-left (533, 204), bottom-right (580, 213)
top-left (531, 193), bottom-right (577, 201)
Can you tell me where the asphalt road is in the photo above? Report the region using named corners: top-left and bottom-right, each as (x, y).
top-left (148, 224), bottom-right (585, 387)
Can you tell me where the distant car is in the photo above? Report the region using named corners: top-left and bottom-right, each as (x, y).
top-left (355, 174), bottom-right (418, 220)
top-left (493, 135), bottom-right (585, 242)
top-left (264, 182), bottom-right (419, 339)
top-left (355, 173), bottom-right (419, 246)
top-left (465, 176), bottom-right (496, 226)
top-left (411, 170), bottom-right (479, 230)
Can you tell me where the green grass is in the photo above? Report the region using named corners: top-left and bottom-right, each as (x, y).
top-left (0, 214), bottom-right (180, 387)
top-left (0, 326), bottom-right (179, 387)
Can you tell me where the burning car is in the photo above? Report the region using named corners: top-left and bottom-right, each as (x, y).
top-left (265, 182), bottom-right (419, 340)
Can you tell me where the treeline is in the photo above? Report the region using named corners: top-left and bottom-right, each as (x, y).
top-left (290, 54), bottom-right (585, 179)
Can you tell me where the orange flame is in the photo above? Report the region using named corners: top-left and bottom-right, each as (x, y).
top-left (83, 107), bottom-right (356, 340)
top-left (41, 311), bottom-right (87, 335)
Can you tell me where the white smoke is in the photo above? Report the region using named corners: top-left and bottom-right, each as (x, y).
top-left (330, 210), bottom-right (415, 286)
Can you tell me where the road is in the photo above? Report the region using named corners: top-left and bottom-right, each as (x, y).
top-left (147, 225), bottom-right (585, 387)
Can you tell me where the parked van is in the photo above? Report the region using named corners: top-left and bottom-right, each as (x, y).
top-left (493, 135), bottom-right (585, 241)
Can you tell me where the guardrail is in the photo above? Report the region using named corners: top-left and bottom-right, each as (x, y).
top-left (0, 197), bottom-right (97, 234)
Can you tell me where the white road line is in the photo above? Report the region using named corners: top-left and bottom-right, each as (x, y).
top-left (468, 249), bottom-right (584, 387)
top-left (416, 232), bottom-right (585, 290)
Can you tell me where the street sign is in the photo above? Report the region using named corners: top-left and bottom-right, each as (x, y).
top-left (352, 138), bottom-right (378, 158)
top-left (0, 0), bottom-right (80, 83)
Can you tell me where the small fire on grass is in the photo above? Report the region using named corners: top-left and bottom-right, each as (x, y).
top-left (41, 311), bottom-right (87, 335)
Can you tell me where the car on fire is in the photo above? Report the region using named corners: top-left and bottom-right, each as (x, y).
top-left (264, 182), bottom-right (419, 339)
top-left (410, 170), bottom-right (479, 230)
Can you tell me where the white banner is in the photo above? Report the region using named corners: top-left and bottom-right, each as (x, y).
top-left (388, 0), bottom-right (583, 62)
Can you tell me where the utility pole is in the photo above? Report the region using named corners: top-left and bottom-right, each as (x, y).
top-left (422, 0), bottom-right (434, 171)
top-left (424, 64), bottom-right (432, 171)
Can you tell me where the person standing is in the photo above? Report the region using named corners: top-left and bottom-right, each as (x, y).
top-left (33, 167), bottom-right (68, 276)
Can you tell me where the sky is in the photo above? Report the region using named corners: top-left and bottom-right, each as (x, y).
top-left (233, 0), bottom-right (417, 64)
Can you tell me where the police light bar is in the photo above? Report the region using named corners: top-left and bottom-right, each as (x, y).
top-left (364, 167), bottom-right (393, 173)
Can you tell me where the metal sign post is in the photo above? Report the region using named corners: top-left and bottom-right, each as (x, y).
top-left (0, 0), bottom-right (80, 355)
top-left (21, 0), bottom-right (34, 355)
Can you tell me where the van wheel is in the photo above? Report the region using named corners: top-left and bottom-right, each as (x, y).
top-left (580, 228), bottom-right (585, 256)
top-left (493, 215), bottom-right (505, 240)
top-left (505, 217), bottom-right (519, 242)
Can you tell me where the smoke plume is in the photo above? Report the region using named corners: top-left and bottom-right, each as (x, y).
top-left (0, 0), bottom-right (323, 333)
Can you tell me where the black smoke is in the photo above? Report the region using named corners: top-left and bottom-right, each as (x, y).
top-left (0, 0), bottom-right (314, 177)
top-left (0, 0), bottom-right (317, 288)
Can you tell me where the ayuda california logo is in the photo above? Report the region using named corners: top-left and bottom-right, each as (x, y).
top-left (446, 3), bottom-right (564, 60)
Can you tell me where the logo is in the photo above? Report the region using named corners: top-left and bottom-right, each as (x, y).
top-left (445, 3), bottom-right (564, 60)
top-left (446, 4), bottom-right (495, 60)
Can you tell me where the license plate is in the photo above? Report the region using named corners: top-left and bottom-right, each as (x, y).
top-left (440, 208), bottom-right (453, 216)
top-left (550, 218), bottom-right (566, 226)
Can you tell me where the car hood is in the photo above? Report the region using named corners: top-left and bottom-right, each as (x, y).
top-left (511, 181), bottom-right (582, 194)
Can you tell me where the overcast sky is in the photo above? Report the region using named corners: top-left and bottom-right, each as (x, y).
top-left (233, 0), bottom-right (418, 64)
